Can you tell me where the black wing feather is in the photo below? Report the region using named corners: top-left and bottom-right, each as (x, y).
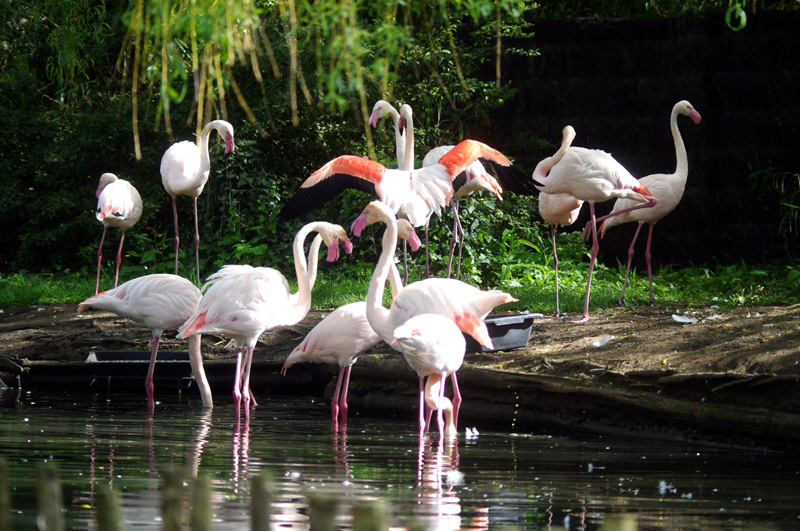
top-left (279, 173), bottom-right (378, 221)
top-left (486, 161), bottom-right (542, 195)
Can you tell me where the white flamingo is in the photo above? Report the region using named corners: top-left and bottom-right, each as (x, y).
top-left (94, 173), bottom-right (143, 294)
top-left (178, 221), bottom-right (352, 413)
top-left (160, 120), bottom-right (235, 282)
top-left (596, 100), bottom-right (702, 305)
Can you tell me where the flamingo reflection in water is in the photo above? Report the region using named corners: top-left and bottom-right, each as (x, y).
top-left (413, 436), bottom-right (490, 531)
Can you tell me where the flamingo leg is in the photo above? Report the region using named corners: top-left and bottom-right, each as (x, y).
top-left (424, 222), bottom-right (431, 278)
top-left (233, 346), bottom-right (244, 405)
top-left (330, 366), bottom-right (345, 426)
top-left (436, 371), bottom-right (446, 439)
top-left (456, 216), bottom-right (465, 280)
top-left (450, 372), bottom-right (462, 434)
top-left (114, 229), bottom-right (127, 288)
top-left (645, 223), bottom-right (655, 306)
top-left (193, 197), bottom-right (201, 286)
top-left (572, 203), bottom-right (599, 323)
top-left (96, 226), bottom-right (108, 295)
top-left (550, 224), bottom-right (561, 317)
top-left (145, 333), bottom-right (161, 411)
top-left (418, 376), bottom-right (426, 437)
top-left (446, 199), bottom-right (461, 279)
top-left (172, 197), bottom-right (180, 275)
top-left (619, 222), bottom-right (644, 305)
top-left (402, 239), bottom-right (409, 285)
top-left (339, 365), bottom-right (352, 421)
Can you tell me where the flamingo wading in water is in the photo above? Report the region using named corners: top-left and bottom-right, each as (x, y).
top-left (596, 100), bottom-right (702, 306)
top-left (393, 313), bottom-right (466, 439)
top-left (178, 221), bottom-right (352, 413)
top-left (535, 134), bottom-right (658, 322)
top-left (160, 120), bottom-right (235, 283)
top-left (281, 219), bottom-right (421, 430)
top-left (354, 200), bottom-right (517, 434)
top-left (78, 274), bottom-right (211, 412)
top-left (94, 173), bottom-right (143, 295)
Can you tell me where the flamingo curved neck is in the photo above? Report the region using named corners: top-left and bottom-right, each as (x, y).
top-left (671, 105), bottom-right (690, 180)
top-left (366, 213), bottom-right (399, 342)
top-left (535, 127), bottom-right (576, 180)
top-left (399, 105), bottom-right (415, 171)
top-left (289, 222), bottom-right (323, 320)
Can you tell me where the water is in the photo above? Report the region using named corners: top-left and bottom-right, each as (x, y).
top-left (1, 389), bottom-right (799, 530)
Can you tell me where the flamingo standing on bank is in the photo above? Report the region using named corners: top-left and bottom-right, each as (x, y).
top-left (94, 173), bottom-right (143, 295)
top-left (78, 274), bottom-right (211, 412)
top-left (535, 136), bottom-right (658, 323)
top-left (393, 313), bottom-right (466, 439)
top-left (595, 100), bottom-right (702, 306)
top-left (535, 126), bottom-right (582, 316)
top-left (280, 219), bottom-right (421, 430)
top-left (354, 200), bottom-right (517, 434)
top-left (422, 145), bottom-right (504, 279)
top-left (178, 221), bottom-right (352, 413)
top-left (161, 120), bottom-right (235, 283)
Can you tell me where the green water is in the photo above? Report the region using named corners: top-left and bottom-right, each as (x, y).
top-left (0, 389), bottom-right (798, 530)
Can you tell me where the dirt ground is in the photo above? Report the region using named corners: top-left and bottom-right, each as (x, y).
top-left (2, 302), bottom-right (800, 446)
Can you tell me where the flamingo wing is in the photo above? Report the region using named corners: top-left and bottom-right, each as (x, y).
top-left (279, 156), bottom-right (384, 221)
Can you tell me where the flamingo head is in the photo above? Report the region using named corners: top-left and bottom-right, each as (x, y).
top-left (369, 100), bottom-right (392, 128)
top-left (561, 125), bottom-right (577, 146)
top-left (321, 224), bottom-right (353, 262)
top-left (95, 173), bottom-right (118, 199)
top-left (396, 219), bottom-right (422, 252)
top-left (676, 100), bottom-right (702, 125)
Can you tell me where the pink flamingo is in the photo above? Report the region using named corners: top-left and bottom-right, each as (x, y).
top-left (94, 173), bottom-right (142, 295)
top-left (535, 135), bottom-right (658, 323)
top-left (422, 145), bottom-right (504, 279)
top-left (369, 100), bottom-right (414, 171)
top-left (279, 139), bottom-right (535, 234)
top-left (78, 274), bottom-right (211, 412)
top-left (178, 221), bottom-right (352, 413)
top-left (354, 200), bottom-right (517, 435)
top-left (160, 120), bottom-right (235, 282)
top-left (535, 126), bottom-right (582, 316)
top-left (280, 219), bottom-right (421, 430)
top-left (596, 100), bottom-right (702, 306)
top-left (393, 313), bottom-right (466, 439)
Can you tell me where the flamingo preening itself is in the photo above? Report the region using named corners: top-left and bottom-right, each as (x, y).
top-left (595, 100), bottom-right (702, 306)
top-left (94, 173), bottom-right (143, 295)
top-left (535, 134), bottom-right (658, 322)
top-left (78, 274), bottom-right (211, 413)
top-left (160, 120), bottom-right (235, 283)
top-left (178, 221), bottom-right (352, 415)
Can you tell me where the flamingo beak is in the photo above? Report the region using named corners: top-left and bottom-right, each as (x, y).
top-left (350, 213), bottom-right (368, 237)
top-left (326, 238), bottom-right (340, 262)
top-left (407, 228), bottom-right (422, 252)
top-left (225, 135), bottom-right (235, 154)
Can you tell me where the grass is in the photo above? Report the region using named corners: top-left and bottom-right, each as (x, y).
top-left (2, 259), bottom-right (798, 313)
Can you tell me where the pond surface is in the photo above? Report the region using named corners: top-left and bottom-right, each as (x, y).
top-left (0, 388), bottom-right (798, 530)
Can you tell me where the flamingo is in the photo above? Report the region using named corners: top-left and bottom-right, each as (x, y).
top-left (178, 221), bottom-right (352, 413)
top-left (595, 100), bottom-right (702, 306)
top-left (354, 200), bottom-right (517, 433)
top-left (393, 313), bottom-right (466, 439)
top-left (94, 173), bottom-right (143, 295)
top-left (535, 126), bottom-right (583, 316)
top-left (279, 138), bottom-right (535, 239)
top-left (280, 219), bottom-right (421, 430)
top-left (422, 145), bottom-right (504, 279)
top-left (369, 100), bottom-right (414, 171)
top-left (78, 274), bottom-right (211, 411)
top-left (535, 136), bottom-right (658, 323)
top-left (160, 120), bottom-right (235, 283)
